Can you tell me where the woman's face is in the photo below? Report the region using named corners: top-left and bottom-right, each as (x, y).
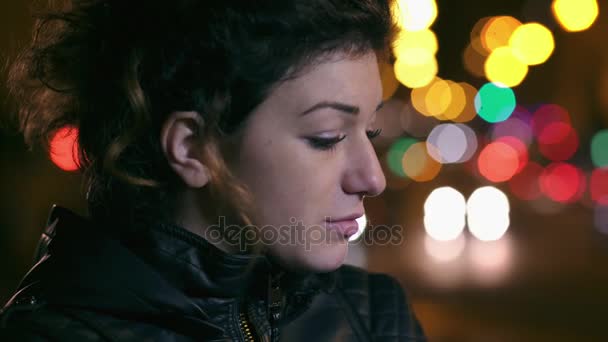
top-left (229, 51), bottom-right (386, 273)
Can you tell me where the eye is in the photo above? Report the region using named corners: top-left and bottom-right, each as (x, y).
top-left (307, 135), bottom-right (346, 151)
top-left (366, 128), bottom-right (382, 139)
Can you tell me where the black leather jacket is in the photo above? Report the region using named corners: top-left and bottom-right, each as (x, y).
top-left (0, 205), bottom-right (426, 341)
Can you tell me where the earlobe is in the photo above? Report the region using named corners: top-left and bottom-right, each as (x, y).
top-left (160, 111), bottom-right (210, 188)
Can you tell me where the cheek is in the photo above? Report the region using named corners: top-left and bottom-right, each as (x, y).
top-left (237, 137), bottom-right (342, 225)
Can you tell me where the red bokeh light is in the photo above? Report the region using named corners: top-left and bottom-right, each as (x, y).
top-left (478, 141), bottom-right (520, 183)
top-left (495, 136), bottom-right (528, 173)
top-left (509, 161), bottom-right (543, 200)
top-left (591, 168), bottom-right (608, 205)
top-left (540, 163), bottom-right (585, 203)
top-left (531, 104), bottom-right (571, 137)
top-left (537, 121), bottom-right (579, 161)
top-left (49, 126), bottom-right (80, 172)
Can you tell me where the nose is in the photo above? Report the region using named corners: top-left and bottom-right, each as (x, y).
top-left (342, 139), bottom-right (387, 198)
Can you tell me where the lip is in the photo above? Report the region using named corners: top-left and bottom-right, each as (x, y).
top-left (325, 219), bottom-right (361, 239)
top-left (325, 212), bottom-right (364, 222)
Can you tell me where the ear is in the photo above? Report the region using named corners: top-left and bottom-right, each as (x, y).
top-left (160, 111), bottom-right (210, 188)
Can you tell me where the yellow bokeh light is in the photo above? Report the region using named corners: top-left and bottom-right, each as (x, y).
top-left (481, 16), bottom-right (522, 53)
top-left (393, 29), bottom-right (438, 61)
top-left (425, 79), bottom-right (451, 117)
top-left (552, 0), bottom-right (599, 32)
top-left (378, 61), bottom-right (400, 101)
top-left (394, 54), bottom-right (437, 89)
top-left (411, 78), bottom-right (465, 120)
top-left (485, 46), bottom-right (529, 87)
top-left (509, 23), bottom-right (555, 66)
top-left (452, 82), bottom-right (478, 123)
top-left (402, 142), bottom-right (442, 182)
top-left (392, 0), bottom-right (438, 32)
top-left (463, 42), bottom-right (486, 78)
top-left (411, 77), bottom-right (439, 116)
top-left (442, 81), bottom-right (466, 121)
top-left (470, 17), bottom-right (493, 55)
top-left (411, 82), bottom-right (432, 117)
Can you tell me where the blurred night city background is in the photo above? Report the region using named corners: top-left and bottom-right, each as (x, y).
top-left (2, 0), bottom-right (608, 340)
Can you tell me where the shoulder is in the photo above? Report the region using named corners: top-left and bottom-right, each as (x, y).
top-left (333, 264), bottom-right (427, 341)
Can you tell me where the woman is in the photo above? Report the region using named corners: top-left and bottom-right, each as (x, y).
top-left (0, 0), bottom-right (426, 341)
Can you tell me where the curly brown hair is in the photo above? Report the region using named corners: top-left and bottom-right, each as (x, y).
top-left (8, 0), bottom-right (397, 236)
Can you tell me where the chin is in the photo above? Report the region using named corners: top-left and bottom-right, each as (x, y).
top-left (296, 242), bottom-right (349, 273)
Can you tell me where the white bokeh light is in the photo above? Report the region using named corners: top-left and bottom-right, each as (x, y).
top-left (427, 123), bottom-right (478, 164)
top-left (467, 187), bottom-right (511, 241)
top-left (424, 234), bottom-right (466, 262)
top-left (393, 0), bottom-right (438, 32)
top-left (424, 187), bottom-right (467, 241)
top-left (469, 236), bottom-right (513, 284)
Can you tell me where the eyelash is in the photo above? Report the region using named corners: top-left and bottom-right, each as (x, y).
top-left (308, 128), bottom-right (383, 151)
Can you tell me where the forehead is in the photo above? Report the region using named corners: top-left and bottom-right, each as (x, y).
top-left (259, 52), bottom-right (382, 117)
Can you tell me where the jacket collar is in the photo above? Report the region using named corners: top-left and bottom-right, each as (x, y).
top-left (27, 205), bottom-right (336, 321)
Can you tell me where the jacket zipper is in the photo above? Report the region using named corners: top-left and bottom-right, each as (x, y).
top-left (239, 310), bottom-right (257, 342)
top-left (267, 271), bottom-right (285, 342)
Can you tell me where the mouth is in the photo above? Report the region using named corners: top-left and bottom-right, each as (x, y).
top-left (324, 218), bottom-right (361, 240)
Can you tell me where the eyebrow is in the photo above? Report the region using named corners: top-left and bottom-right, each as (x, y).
top-left (298, 101), bottom-right (384, 117)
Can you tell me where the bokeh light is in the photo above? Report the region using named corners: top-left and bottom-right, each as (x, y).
top-left (386, 137), bottom-right (418, 177)
top-left (590, 168), bottom-right (608, 205)
top-left (495, 136), bottom-right (529, 173)
top-left (540, 162), bottom-right (586, 203)
top-left (537, 121), bottom-right (579, 161)
top-left (452, 82), bottom-right (479, 123)
top-left (469, 237), bottom-right (512, 284)
top-left (402, 142), bottom-right (442, 181)
top-left (594, 204), bottom-right (608, 235)
top-left (463, 42), bottom-right (487, 78)
top-left (400, 101), bottom-right (442, 138)
top-left (442, 81), bottom-right (467, 120)
top-left (49, 126), bottom-right (80, 172)
top-left (552, 0), bottom-right (599, 32)
top-left (467, 187), bottom-right (511, 241)
top-left (475, 82), bottom-right (517, 123)
top-left (392, 0), bottom-right (438, 32)
top-left (531, 104), bottom-right (571, 137)
top-left (377, 98), bottom-right (409, 138)
top-left (491, 107), bottom-right (533, 146)
top-left (427, 124), bottom-right (478, 164)
top-left (509, 23), bottom-right (555, 66)
top-left (481, 16), bottom-right (522, 53)
top-left (425, 78), bottom-right (452, 117)
top-left (424, 187), bottom-right (467, 241)
top-left (424, 234), bottom-right (466, 262)
top-left (470, 17), bottom-right (493, 55)
top-left (509, 162), bottom-right (544, 200)
top-left (379, 61), bottom-right (400, 101)
top-left (394, 54), bottom-right (438, 88)
top-left (485, 46), bottom-right (529, 87)
top-left (393, 29), bottom-right (438, 60)
top-left (478, 141), bottom-right (520, 182)
top-left (591, 130), bottom-right (608, 168)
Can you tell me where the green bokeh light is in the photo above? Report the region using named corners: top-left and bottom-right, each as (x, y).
top-left (386, 137), bottom-right (418, 177)
top-left (591, 130), bottom-right (608, 168)
top-left (474, 82), bottom-right (516, 123)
